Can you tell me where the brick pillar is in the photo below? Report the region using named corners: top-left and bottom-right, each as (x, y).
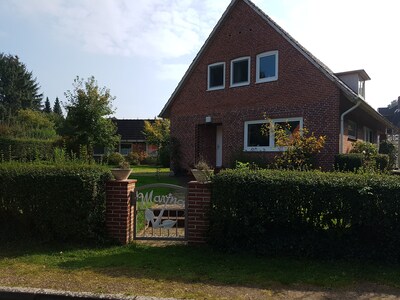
top-left (106, 179), bottom-right (137, 244)
top-left (187, 181), bottom-right (211, 245)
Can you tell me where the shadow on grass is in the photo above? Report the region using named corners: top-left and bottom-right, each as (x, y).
top-left (50, 243), bottom-right (400, 291)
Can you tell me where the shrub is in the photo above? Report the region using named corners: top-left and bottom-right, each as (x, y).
top-left (0, 136), bottom-right (56, 161)
top-left (375, 153), bottom-right (389, 171)
top-left (126, 151), bottom-right (140, 165)
top-left (272, 125), bottom-right (326, 170)
top-left (209, 169), bottom-right (400, 261)
top-left (0, 162), bottom-right (112, 242)
top-left (379, 140), bottom-right (396, 169)
top-left (334, 153), bottom-right (363, 171)
top-left (107, 152), bottom-right (124, 165)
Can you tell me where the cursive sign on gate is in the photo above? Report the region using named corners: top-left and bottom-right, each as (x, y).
top-left (131, 183), bottom-right (187, 241)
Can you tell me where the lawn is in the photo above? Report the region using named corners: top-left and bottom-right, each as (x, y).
top-left (1, 242), bottom-right (400, 299)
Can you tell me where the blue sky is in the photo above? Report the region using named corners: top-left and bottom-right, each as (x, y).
top-left (1, 0), bottom-right (399, 118)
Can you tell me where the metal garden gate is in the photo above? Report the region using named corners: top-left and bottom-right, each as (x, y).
top-left (131, 183), bottom-right (187, 241)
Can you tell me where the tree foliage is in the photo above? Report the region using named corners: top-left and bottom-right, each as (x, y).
top-left (143, 119), bottom-right (171, 167)
top-left (43, 97), bottom-right (52, 113)
top-left (53, 97), bottom-right (63, 117)
top-left (0, 53), bottom-right (42, 118)
top-left (143, 119), bottom-right (170, 147)
top-left (63, 76), bottom-right (119, 153)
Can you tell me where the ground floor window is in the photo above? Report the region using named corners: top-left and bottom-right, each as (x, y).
top-left (364, 127), bottom-right (375, 143)
top-left (347, 120), bottom-right (357, 140)
top-left (244, 117), bottom-right (303, 151)
top-left (120, 143), bottom-right (132, 155)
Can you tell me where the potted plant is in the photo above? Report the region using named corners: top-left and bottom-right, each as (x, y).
top-left (191, 159), bottom-right (213, 183)
top-left (111, 161), bottom-right (132, 180)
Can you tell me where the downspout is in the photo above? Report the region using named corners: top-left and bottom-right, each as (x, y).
top-left (339, 100), bottom-right (362, 154)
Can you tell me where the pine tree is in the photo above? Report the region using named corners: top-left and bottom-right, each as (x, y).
top-left (43, 97), bottom-right (52, 113)
top-left (53, 97), bottom-right (63, 117)
top-left (0, 53), bottom-right (42, 117)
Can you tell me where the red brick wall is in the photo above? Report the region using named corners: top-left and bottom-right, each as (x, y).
top-left (168, 0), bottom-right (341, 170)
top-left (187, 181), bottom-right (211, 244)
top-left (106, 180), bottom-right (136, 244)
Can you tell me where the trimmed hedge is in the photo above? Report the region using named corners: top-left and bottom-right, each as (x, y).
top-left (335, 153), bottom-right (390, 172)
top-left (210, 169), bottom-right (400, 260)
top-left (0, 137), bottom-right (57, 161)
top-left (0, 162), bottom-right (112, 242)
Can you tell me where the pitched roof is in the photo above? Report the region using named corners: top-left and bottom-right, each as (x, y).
top-left (112, 119), bottom-right (154, 141)
top-left (159, 0), bottom-right (395, 129)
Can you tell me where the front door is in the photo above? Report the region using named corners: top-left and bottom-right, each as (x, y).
top-left (216, 126), bottom-right (222, 167)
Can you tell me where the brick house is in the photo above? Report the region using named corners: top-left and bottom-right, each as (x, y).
top-left (159, 0), bottom-right (395, 170)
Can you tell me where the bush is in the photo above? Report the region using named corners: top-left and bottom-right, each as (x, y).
top-left (379, 140), bottom-right (396, 169)
top-left (0, 137), bottom-right (56, 161)
top-left (375, 153), bottom-right (389, 171)
top-left (0, 162), bottom-right (112, 242)
top-left (107, 152), bottom-right (124, 165)
top-left (334, 153), bottom-right (363, 171)
top-left (126, 151), bottom-right (140, 165)
top-left (209, 169), bottom-right (400, 261)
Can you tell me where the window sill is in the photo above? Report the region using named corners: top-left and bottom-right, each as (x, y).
top-left (347, 136), bottom-right (357, 141)
top-left (230, 82), bottom-right (250, 88)
top-left (243, 147), bottom-right (286, 152)
top-left (207, 86), bottom-right (225, 91)
top-left (256, 77), bottom-right (278, 84)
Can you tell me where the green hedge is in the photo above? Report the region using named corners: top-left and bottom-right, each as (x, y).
top-left (0, 137), bottom-right (57, 161)
top-left (209, 169), bottom-right (400, 260)
top-left (335, 153), bottom-right (390, 172)
top-left (0, 162), bottom-right (112, 242)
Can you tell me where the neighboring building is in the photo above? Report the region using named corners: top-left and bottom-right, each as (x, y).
top-left (93, 119), bottom-right (157, 158)
top-left (159, 0), bottom-right (395, 170)
top-left (378, 97), bottom-right (400, 128)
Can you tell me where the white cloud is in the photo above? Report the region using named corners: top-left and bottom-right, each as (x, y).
top-left (157, 63), bottom-right (189, 81)
top-left (4, 0), bottom-right (229, 60)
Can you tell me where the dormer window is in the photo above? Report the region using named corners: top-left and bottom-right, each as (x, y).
top-left (335, 69), bottom-right (370, 99)
top-left (231, 57), bottom-right (250, 87)
top-left (208, 62), bottom-right (225, 90)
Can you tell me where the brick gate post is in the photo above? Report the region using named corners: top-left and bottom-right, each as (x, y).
top-left (187, 181), bottom-right (212, 245)
top-left (105, 179), bottom-right (137, 244)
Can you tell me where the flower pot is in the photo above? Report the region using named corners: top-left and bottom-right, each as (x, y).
top-left (111, 169), bottom-right (132, 181)
top-left (191, 169), bottom-right (213, 183)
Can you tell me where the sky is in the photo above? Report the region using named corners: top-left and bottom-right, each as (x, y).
top-left (0, 0), bottom-right (399, 119)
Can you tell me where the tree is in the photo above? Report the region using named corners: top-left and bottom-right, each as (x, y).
top-left (63, 76), bottom-right (119, 153)
top-left (143, 119), bottom-right (171, 167)
top-left (0, 53), bottom-right (42, 118)
top-left (53, 97), bottom-right (63, 117)
top-left (43, 97), bottom-right (52, 113)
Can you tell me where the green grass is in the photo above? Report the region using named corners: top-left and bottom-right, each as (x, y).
top-left (1, 242), bottom-right (400, 290)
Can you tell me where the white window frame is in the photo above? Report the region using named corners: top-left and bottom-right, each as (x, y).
top-left (256, 50), bottom-right (278, 83)
top-left (230, 56), bottom-right (250, 88)
top-left (207, 62), bottom-right (225, 91)
top-left (364, 127), bottom-right (374, 143)
top-left (244, 117), bottom-right (303, 152)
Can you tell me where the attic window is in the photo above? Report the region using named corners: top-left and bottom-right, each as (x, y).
top-left (256, 51), bottom-right (278, 83)
top-left (231, 57), bottom-right (250, 87)
top-left (208, 62), bottom-right (225, 90)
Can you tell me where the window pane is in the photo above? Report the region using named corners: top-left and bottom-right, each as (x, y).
top-left (274, 121), bottom-right (300, 143)
top-left (233, 60), bottom-right (249, 84)
top-left (259, 54), bottom-right (276, 79)
top-left (248, 123), bottom-right (269, 147)
top-left (209, 64), bottom-right (224, 88)
top-left (120, 143), bottom-right (132, 155)
top-left (348, 121), bottom-right (357, 138)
